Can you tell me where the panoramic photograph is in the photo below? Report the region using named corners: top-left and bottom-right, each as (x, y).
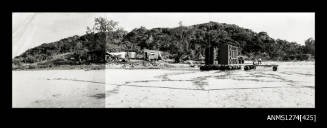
top-left (12, 13), bottom-right (315, 108)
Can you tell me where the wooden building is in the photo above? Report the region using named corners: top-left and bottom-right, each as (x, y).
top-left (205, 43), bottom-right (240, 65)
top-left (106, 51), bottom-right (137, 62)
top-left (202, 42), bottom-right (278, 71)
top-left (143, 49), bottom-right (162, 61)
top-left (218, 43), bottom-right (239, 65)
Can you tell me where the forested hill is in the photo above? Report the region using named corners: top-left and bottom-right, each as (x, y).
top-left (13, 21), bottom-right (315, 65)
top-left (122, 21), bottom-right (314, 60)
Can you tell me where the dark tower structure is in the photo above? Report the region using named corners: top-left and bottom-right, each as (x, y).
top-left (205, 46), bottom-right (218, 65)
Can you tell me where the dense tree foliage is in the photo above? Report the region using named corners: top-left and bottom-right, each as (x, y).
top-left (13, 19), bottom-right (315, 66)
top-left (86, 17), bottom-right (119, 34)
top-left (123, 21), bottom-right (314, 61)
top-left (304, 37), bottom-right (315, 56)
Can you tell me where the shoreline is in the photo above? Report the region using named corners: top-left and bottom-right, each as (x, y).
top-left (12, 60), bottom-right (315, 71)
top-left (12, 65), bottom-right (198, 71)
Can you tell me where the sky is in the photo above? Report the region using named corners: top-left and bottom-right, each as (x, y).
top-left (12, 12), bottom-right (315, 58)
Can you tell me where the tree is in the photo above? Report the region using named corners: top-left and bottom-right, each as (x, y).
top-left (86, 26), bottom-right (94, 34)
top-left (86, 17), bottom-right (119, 34)
top-left (304, 37), bottom-right (315, 56)
top-left (15, 21), bottom-right (314, 67)
top-left (178, 21), bottom-right (183, 27)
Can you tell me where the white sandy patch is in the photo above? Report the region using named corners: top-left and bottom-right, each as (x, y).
top-left (12, 70), bottom-right (105, 108)
top-left (105, 61), bottom-right (314, 108)
top-left (12, 61), bottom-right (314, 108)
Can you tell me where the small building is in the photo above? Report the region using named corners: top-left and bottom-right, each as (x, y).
top-left (205, 43), bottom-right (240, 65)
top-left (126, 52), bottom-right (137, 59)
top-left (107, 52), bottom-right (126, 59)
top-left (143, 49), bottom-right (162, 61)
top-left (218, 43), bottom-right (239, 65)
top-left (106, 52), bottom-right (127, 62)
top-left (105, 51), bottom-right (137, 62)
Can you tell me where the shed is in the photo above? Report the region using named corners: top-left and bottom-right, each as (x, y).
top-left (143, 49), bottom-right (162, 61)
top-left (218, 43), bottom-right (240, 65)
top-left (204, 43), bottom-right (240, 65)
top-left (106, 52), bottom-right (126, 59)
top-left (126, 52), bottom-right (136, 59)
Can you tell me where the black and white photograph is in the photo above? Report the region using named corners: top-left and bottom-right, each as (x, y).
top-left (12, 13), bottom-right (315, 108)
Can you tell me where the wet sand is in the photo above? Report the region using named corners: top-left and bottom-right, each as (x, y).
top-left (12, 70), bottom-right (105, 108)
top-left (106, 61), bottom-right (314, 108)
top-left (12, 61), bottom-right (314, 108)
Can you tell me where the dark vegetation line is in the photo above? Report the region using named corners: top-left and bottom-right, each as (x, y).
top-left (12, 17), bottom-right (315, 69)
